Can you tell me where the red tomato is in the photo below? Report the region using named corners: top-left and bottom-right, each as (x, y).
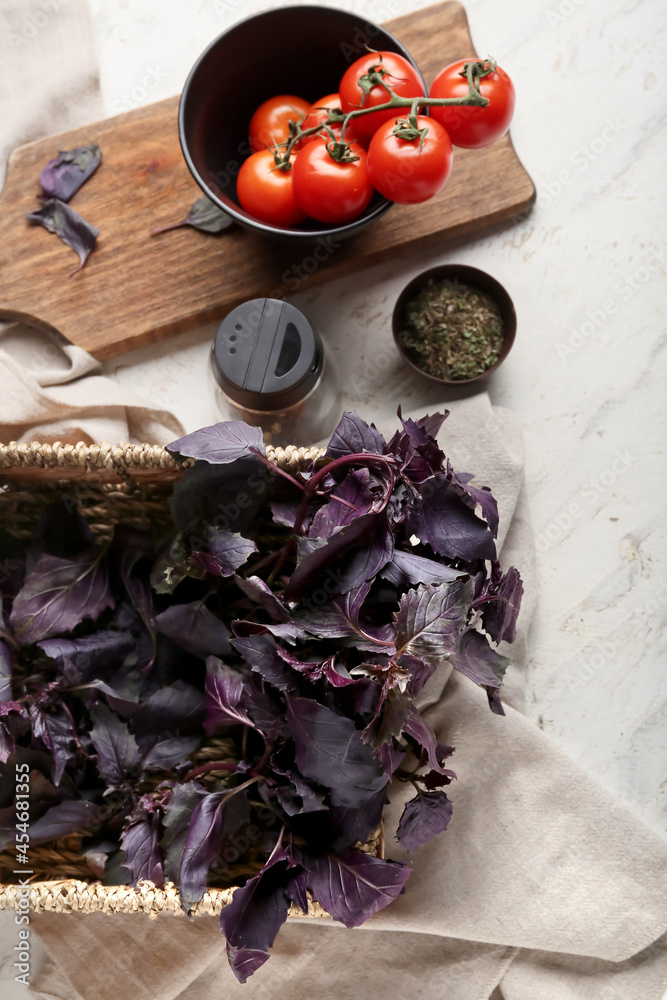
top-left (428, 59), bottom-right (515, 149)
top-left (301, 94), bottom-right (364, 147)
top-left (302, 93), bottom-right (343, 144)
top-left (292, 138), bottom-right (374, 224)
top-left (367, 115), bottom-right (453, 204)
top-left (237, 150), bottom-right (307, 228)
top-left (248, 94), bottom-right (311, 153)
top-left (339, 51), bottom-right (425, 144)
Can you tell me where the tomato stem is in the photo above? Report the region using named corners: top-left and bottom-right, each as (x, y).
top-left (273, 58), bottom-right (491, 168)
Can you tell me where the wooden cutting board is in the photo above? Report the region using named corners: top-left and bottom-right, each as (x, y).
top-left (0, 1), bottom-right (535, 361)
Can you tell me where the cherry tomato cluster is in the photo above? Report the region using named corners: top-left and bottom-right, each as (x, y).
top-left (236, 51), bottom-right (515, 228)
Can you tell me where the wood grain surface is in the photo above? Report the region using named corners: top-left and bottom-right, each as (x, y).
top-left (0, 1), bottom-right (535, 360)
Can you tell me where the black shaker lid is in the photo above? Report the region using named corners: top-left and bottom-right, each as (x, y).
top-left (212, 298), bottom-right (322, 410)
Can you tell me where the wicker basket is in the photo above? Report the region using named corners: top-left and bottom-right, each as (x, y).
top-left (0, 439), bottom-right (383, 921)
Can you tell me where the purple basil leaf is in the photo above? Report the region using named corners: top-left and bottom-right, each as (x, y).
top-left (270, 752), bottom-right (327, 816)
top-left (407, 475), bottom-right (496, 562)
top-left (275, 779), bottom-right (327, 817)
top-left (220, 854), bottom-right (303, 983)
top-left (285, 513), bottom-right (393, 602)
top-left (10, 548), bottom-right (113, 644)
top-left (476, 564), bottom-right (524, 644)
top-left (150, 532), bottom-right (201, 594)
top-left (113, 523), bottom-right (155, 631)
top-left (394, 578), bottom-right (473, 667)
top-left (398, 653), bottom-right (436, 697)
top-left (381, 549), bottom-right (467, 588)
top-left (377, 741), bottom-right (406, 777)
top-left (37, 629), bottom-right (134, 684)
top-left (389, 409), bottom-right (445, 480)
top-left (161, 780), bottom-right (207, 883)
top-left (154, 601), bottom-right (230, 659)
top-left (403, 706), bottom-right (452, 775)
top-left (120, 813), bottom-right (164, 887)
top-left (420, 761), bottom-right (456, 790)
top-left (28, 704), bottom-right (75, 784)
top-left (179, 789), bottom-right (250, 913)
top-left (204, 656), bottom-right (254, 733)
top-left (134, 681), bottom-right (205, 745)
top-left (26, 198), bottom-right (98, 275)
top-left (287, 697), bottom-right (387, 808)
top-left (285, 867), bottom-right (309, 913)
top-left (231, 634), bottom-right (299, 694)
top-left (396, 788), bottom-right (453, 852)
top-left (446, 461), bottom-right (499, 537)
top-left (328, 785), bottom-right (386, 850)
top-left (363, 686), bottom-right (411, 752)
top-left (486, 686), bottom-right (505, 715)
top-left (275, 645), bottom-right (333, 683)
top-left (241, 673), bottom-right (290, 740)
top-left (231, 618), bottom-right (308, 643)
top-left (0, 640), bottom-right (13, 702)
top-left (303, 849), bottom-right (411, 927)
top-left (28, 799), bottom-right (101, 845)
top-left (293, 581), bottom-right (393, 652)
top-left (310, 468), bottom-right (374, 538)
top-left (167, 421), bottom-right (264, 465)
top-left (151, 195), bottom-right (234, 235)
top-left (169, 456), bottom-right (269, 536)
top-left (205, 528), bottom-right (257, 577)
top-left (326, 412), bottom-right (386, 459)
top-left (412, 410), bottom-right (449, 440)
top-left (0, 701), bottom-right (23, 763)
top-left (335, 514), bottom-right (394, 596)
top-left (29, 498), bottom-right (96, 565)
top-left (233, 575), bottom-right (292, 623)
top-left (449, 628), bottom-right (512, 705)
top-left (225, 947), bottom-right (270, 982)
top-left (89, 703), bottom-right (141, 786)
top-left (39, 144), bottom-right (101, 201)
top-left (142, 734), bottom-right (199, 771)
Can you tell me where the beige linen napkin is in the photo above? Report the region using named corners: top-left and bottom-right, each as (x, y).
top-left (27, 395), bottom-right (667, 1000)
top-left (0, 0), bottom-right (184, 446)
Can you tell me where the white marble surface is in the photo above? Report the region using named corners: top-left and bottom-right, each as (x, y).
top-left (90, 0), bottom-right (667, 835)
top-left (1, 0), bottom-right (666, 995)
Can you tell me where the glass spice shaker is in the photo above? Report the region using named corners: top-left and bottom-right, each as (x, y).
top-left (210, 297), bottom-right (342, 447)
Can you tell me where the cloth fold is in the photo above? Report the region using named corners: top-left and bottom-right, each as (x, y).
top-left (0, 323), bottom-right (185, 445)
top-left (0, 0), bottom-right (185, 447)
top-left (27, 396), bottom-right (667, 1000)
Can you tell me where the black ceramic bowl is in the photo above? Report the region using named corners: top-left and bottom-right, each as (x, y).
top-left (392, 264), bottom-right (517, 385)
top-left (178, 5), bottom-right (425, 244)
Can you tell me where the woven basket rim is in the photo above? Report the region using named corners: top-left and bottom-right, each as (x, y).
top-left (0, 440), bottom-right (326, 475)
top-left (0, 879), bottom-right (331, 919)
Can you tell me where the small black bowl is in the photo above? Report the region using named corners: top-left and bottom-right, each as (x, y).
top-left (392, 264), bottom-right (517, 385)
top-left (178, 5), bottom-right (425, 245)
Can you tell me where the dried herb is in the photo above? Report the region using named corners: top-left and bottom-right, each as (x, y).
top-left (150, 195), bottom-right (234, 235)
top-left (26, 199), bottom-right (99, 276)
top-left (39, 144), bottom-right (101, 202)
top-left (399, 278), bottom-right (504, 381)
